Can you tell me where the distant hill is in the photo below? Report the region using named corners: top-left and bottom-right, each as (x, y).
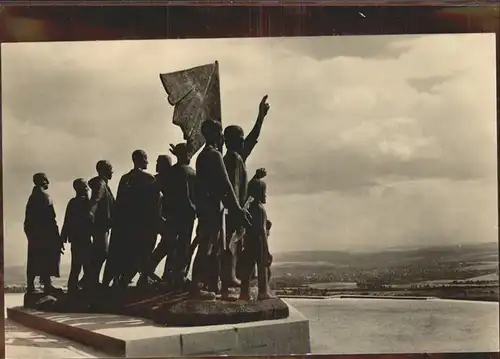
top-left (4, 242), bottom-right (497, 286)
top-left (271, 242), bottom-right (498, 278)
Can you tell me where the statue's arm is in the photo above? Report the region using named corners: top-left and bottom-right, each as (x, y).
top-left (223, 153), bottom-right (237, 189)
top-left (89, 180), bottom-right (105, 220)
top-left (115, 175), bottom-right (128, 204)
top-left (257, 205), bottom-right (268, 239)
top-left (23, 198), bottom-right (32, 236)
top-left (242, 96), bottom-right (270, 161)
top-left (209, 150), bottom-right (241, 212)
top-left (241, 113), bottom-right (265, 162)
top-left (112, 175), bottom-right (127, 221)
top-left (189, 169), bottom-right (197, 214)
top-left (259, 206), bottom-right (270, 259)
top-left (149, 175), bottom-right (162, 219)
top-left (60, 200), bottom-right (73, 243)
top-left (45, 194), bottom-right (61, 237)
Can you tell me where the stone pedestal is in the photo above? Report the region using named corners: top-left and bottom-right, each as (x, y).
top-left (7, 301), bottom-right (310, 357)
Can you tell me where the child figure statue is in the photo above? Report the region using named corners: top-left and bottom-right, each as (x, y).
top-left (239, 177), bottom-right (274, 300)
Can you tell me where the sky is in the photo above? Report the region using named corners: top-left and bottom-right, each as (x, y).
top-left (1, 34), bottom-right (498, 267)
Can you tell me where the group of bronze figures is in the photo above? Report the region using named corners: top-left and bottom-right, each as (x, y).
top-left (24, 96), bottom-right (273, 301)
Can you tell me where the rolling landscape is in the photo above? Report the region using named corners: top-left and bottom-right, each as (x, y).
top-left (268, 242), bottom-right (499, 301)
top-left (4, 242), bottom-right (499, 301)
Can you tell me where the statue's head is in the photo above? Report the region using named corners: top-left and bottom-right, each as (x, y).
top-left (170, 143), bottom-right (190, 164)
top-left (224, 125), bottom-right (245, 153)
top-left (33, 173), bottom-right (49, 190)
top-left (96, 160), bottom-right (113, 180)
top-left (201, 120), bottom-right (223, 149)
top-left (132, 149), bottom-right (148, 170)
top-left (156, 154), bottom-right (172, 175)
top-left (72, 178), bottom-right (89, 198)
top-left (248, 178), bottom-right (267, 204)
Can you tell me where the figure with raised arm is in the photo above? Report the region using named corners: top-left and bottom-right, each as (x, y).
top-left (221, 95), bottom-right (270, 298)
top-left (24, 173), bottom-right (64, 294)
top-left (191, 119), bottom-right (251, 298)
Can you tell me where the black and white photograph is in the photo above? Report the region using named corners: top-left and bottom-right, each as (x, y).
top-left (2, 33), bottom-right (499, 357)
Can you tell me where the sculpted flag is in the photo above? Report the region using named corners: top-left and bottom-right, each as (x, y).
top-left (159, 61), bottom-right (222, 158)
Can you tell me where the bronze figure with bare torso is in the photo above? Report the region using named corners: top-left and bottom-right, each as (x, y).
top-left (221, 95), bottom-right (270, 298)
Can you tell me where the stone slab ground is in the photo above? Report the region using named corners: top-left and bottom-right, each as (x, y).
top-left (5, 318), bottom-right (106, 359)
top-left (7, 301), bottom-right (311, 357)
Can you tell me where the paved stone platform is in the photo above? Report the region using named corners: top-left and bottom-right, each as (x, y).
top-left (5, 318), bottom-right (105, 359)
top-left (7, 301), bottom-right (311, 357)
top-left (22, 286), bottom-right (290, 326)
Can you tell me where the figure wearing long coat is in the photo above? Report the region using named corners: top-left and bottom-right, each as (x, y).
top-left (104, 169), bottom-right (159, 286)
top-left (24, 186), bottom-right (62, 279)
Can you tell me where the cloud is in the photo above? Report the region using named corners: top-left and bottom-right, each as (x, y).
top-left (1, 33), bottom-right (496, 266)
top-left (279, 35), bottom-right (417, 61)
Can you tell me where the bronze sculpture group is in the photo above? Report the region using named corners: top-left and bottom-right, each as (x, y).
top-left (24, 96), bottom-right (273, 302)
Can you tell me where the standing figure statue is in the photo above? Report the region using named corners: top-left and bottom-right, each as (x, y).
top-left (114, 150), bottom-right (160, 288)
top-left (142, 154), bottom-right (173, 283)
top-left (191, 119), bottom-right (251, 298)
top-left (60, 179), bottom-right (92, 293)
top-left (221, 95), bottom-right (270, 298)
top-left (87, 160), bottom-right (115, 288)
top-left (24, 173), bottom-right (64, 294)
top-left (239, 176), bottom-right (273, 300)
top-left (162, 143), bottom-right (197, 288)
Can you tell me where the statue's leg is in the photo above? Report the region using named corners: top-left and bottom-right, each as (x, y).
top-left (257, 240), bottom-right (272, 300)
top-left (206, 229), bottom-right (221, 294)
top-left (256, 263), bottom-right (271, 299)
top-left (101, 257), bottom-right (114, 288)
top-left (188, 214), bottom-right (218, 299)
top-left (137, 233), bottom-right (159, 286)
top-left (189, 233), bottom-right (217, 299)
top-left (67, 246), bottom-right (82, 292)
top-left (26, 246), bottom-right (36, 293)
top-left (163, 238), bottom-right (178, 284)
top-left (221, 217), bottom-right (241, 293)
top-left (119, 236), bottom-right (141, 287)
top-left (190, 234), bottom-right (206, 287)
top-left (149, 234), bottom-right (168, 280)
top-left (80, 240), bottom-right (92, 289)
top-left (26, 275), bottom-right (36, 293)
top-left (174, 214), bottom-right (195, 286)
top-left (235, 241), bottom-right (244, 280)
top-left (89, 230), bottom-right (109, 286)
top-left (41, 275), bottom-right (54, 293)
top-left (239, 250), bottom-right (253, 300)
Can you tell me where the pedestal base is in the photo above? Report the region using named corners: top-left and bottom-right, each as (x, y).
top-left (7, 302), bottom-right (310, 357)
